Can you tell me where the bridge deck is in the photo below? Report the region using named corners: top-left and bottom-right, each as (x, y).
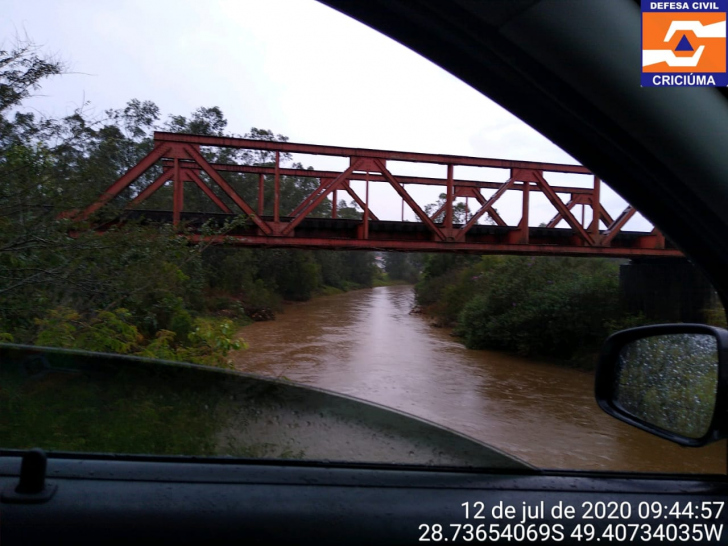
top-left (103, 210), bottom-right (682, 257)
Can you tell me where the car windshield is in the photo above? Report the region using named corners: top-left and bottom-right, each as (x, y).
top-left (1, 0), bottom-right (726, 474)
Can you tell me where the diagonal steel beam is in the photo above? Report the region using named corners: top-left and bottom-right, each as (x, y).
top-left (534, 172), bottom-right (594, 245)
top-left (128, 169), bottom-right (173, 208)
top-left (425, 187), bottom-right (508, 226)
top-left (600, 208), bottom-right (614, 228)
top-left (470, 188), bottom-right (507, 226)
top-left (546, 196), bottom-right (578, 228)
top-left (455, 178), bottom-right (515, 241)
top-left (375, 159), bottom-right (445, 241)
top-left (188, 170), bottom-right (233, 214)
top-left (281, 161), bottom-right (362, 236)
top-left (547, 194), bottom-right (592, 228)
top-left (288, 179), bottom-right (325, 218)
top-left (429, 202), bottom-right (447, 222)
top-left (286, 172), bottom-right (344, 221)
top-left (601, 206), bottom-right (636, 246)
top-left (76, 144), bottom-right (173, 220)
top-left (183, 144), bottom-right (271, 235)
top-left (343, 182), bottom-right (379, 221)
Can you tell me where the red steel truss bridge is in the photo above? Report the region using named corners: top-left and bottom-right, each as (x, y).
top-left (71, 132), bottom-right (682, 257)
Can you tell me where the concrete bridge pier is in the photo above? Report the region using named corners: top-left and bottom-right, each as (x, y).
top-left (619, 258), bottom-right (721, 324)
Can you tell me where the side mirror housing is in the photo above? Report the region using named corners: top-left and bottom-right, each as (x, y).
top-left (595, 324), bottom-right (728, 447)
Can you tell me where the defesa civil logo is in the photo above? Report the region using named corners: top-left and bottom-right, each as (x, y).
top-left (642, 1), bottom-right (727, 86)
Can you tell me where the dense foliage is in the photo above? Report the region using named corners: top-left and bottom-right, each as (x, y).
top-left (415, 254), bottom-right (632, 363)
top-left (0, 40), bottom-right (376, 366)
top-left (381, 252), bottom-right (423, 284)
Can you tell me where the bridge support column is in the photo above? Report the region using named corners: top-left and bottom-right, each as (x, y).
top-left (363, 172), bottom-right (370, 239)
top-left (173, 158), bottom-right (183, 227)
top-left (619, 258), bottom-right (720, 323)
top-left (257, 174), bottom-right (264, 216)
top-left (274, 151), bottom-right (280, 225)
top-left (517, 179), bottom-right (529, 243)
top-left (445, 164), bottom-right (454, 231)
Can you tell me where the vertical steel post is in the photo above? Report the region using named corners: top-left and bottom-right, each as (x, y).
top-left (590, 176), bottom-right (601, 237)
top-left (445, 164), bottom-right (454, 231)
top-left (465, 197), bottom-right (469, 223)
top-left (401, 185), bottom-right (405, 221)
top-left (520, 180), bottom-right (530, 243)
top-left (258, 173), bottom-right (265, 216)
top-left (364, 172), bottom-right (370, 239)
top-left (332, 188), bottom-right (338, 219)
top-left (274, 151), bottom-right (280, 224)
top-left (173, 157), bottom-right (182, 227)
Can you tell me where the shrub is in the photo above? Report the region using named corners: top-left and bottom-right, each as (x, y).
top-left (176, 318), bottom-right (247, 369)
top-left (35, 307), bottom-right (143, 354)
top-left (456, 257), bottom-right (622, 358)
top-left (34, 307), bottom-right (246, 369)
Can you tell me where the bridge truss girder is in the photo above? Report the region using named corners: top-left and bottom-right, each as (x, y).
top-left (70, 131), bottom-right (682, 258)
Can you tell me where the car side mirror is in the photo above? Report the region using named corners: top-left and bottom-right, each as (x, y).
top-left (595, 324), bottom-right (728, 447)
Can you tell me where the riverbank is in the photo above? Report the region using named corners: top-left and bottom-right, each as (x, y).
top-left (312, 278), bottom-right (409, 297)
top-left (236, 275), bottom-right (413, 319)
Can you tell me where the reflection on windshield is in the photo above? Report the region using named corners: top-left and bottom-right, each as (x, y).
top-left (0, 344), bottom-right (527, 469)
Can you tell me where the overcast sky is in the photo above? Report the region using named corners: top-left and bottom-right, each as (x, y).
top-left (3, 0), bottom-right (645, 228)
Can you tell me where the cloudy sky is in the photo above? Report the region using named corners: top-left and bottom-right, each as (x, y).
top-left (3, 0), bottom-right (643, 227)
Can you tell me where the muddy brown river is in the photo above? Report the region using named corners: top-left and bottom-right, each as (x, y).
top-left (231, 285), bottom-right (726, 473)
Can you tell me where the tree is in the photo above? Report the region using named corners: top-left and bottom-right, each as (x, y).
top-left (383, 252), bottom-right (420, 283)
top-left (0, 38), bottom-right (64, 112)
top-left (334, 199), bottom-right (363, 220)
top-left (0, 42), bottom-right (214, 344)
top-left (0, 40), bottom-right (377, 352)
top-left (423, 192), bottom-right (498, 226)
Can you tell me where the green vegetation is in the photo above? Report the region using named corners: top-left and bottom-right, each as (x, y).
top-left (416, 254), bottom-right (640, 365)
top-left (32, 307), bottom-right (247, 369)
top-left (0, 40), bottom-right (378, 364)
top-left (617, 334), bottom-right (718, 438)
top-left (415, 254), bottom-right (727, 366)
top-left (372, 275), bottom-right (412, 288)
top-left (381, 252), bottom-right (424, 284)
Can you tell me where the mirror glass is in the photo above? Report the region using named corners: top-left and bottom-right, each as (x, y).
top-left (615, 333), bottom-right (718, 439)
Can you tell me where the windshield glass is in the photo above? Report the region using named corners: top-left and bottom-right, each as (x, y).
top-left (1, 0), bottom-right (726, 473)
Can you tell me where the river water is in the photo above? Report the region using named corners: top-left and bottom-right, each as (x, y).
top-left (231, 285), bottom-right (725, 473)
